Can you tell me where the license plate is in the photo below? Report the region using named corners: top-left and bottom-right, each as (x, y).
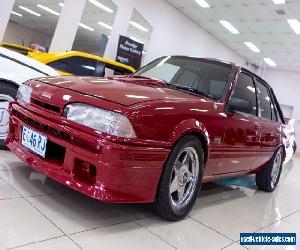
top-left (21, 126), bottom-right (47, 158)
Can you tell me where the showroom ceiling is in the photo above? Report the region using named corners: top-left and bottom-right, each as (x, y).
top-left (168, 0), bottom-right (300, 72)
top-left (10, 0), bottom-right (151, 54)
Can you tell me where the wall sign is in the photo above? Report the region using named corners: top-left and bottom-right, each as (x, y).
top-left (116, 35), bottom-right (144, 70)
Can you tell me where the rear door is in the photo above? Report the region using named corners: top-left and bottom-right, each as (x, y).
top-left (215, 72), bottom-right (260, 174)
top-left (253, 79), bottom-right (280, 168)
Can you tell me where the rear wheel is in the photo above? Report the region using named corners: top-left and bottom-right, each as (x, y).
top-left (0, 82), bottom-right (18, 149)
top-left (256, 148), bottom-right (283, 192)
top-left (154, 135), bottom-right (204, 221)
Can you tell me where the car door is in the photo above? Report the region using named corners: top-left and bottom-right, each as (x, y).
top-left (215, 72), bottom-right (260, 174)
top-left (253, 79), bottom-right (281, 168)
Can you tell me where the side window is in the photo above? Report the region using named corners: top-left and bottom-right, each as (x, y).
top-left (229, 73), bottom-right (257, 115)
top-left (48, 56), bottom-right (97, 76)
top-left (256, 80), bottom-right (272, 120)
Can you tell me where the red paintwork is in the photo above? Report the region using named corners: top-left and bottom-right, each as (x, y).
top-left (5, 62), bottom-right (285, 203)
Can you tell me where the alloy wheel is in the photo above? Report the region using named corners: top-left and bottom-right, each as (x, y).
top-left (0, 94), bottom-right (14, 140)
top-left (271, 150), bottom-right (282, 189)
top-left (169, 146), bottom-right (199, 209)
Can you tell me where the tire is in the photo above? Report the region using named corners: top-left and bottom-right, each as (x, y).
top-left (0, 81), bottom-right (18, 149)
top-left (293, 141), bottom-right (297, 155)
top-left (256, 147), bottom-right (283, 192)
top-left (154, 135), bottom-right (204, 221)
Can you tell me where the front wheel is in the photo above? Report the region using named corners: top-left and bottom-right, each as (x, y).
top-left (154, 135), bottom-right (204, 221)
top-left (256, 148), bottom-right (283, 192)
top-left (0, 82), bottom-right (18, 149)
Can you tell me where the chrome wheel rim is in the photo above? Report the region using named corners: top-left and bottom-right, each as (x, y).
top-left (0, 94), bottom-right (14, 140)
top-left (169, 147), bottom-right (199, 209)
top-left (271, 150), bottom-right (282, 188)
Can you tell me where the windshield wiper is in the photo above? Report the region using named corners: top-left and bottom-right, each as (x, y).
top-left (131, 75), bottom-right (157, 81)
top-left (166, 83), bottom-right (213, 98)
top-left (132, 75), bottom-right (168, 84)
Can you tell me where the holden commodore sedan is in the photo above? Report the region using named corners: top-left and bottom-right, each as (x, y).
top-left (6, 56), bottom-right (286, 221)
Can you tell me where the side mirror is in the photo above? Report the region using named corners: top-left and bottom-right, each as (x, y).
top-left (228, 97), bottom-right (252, 114)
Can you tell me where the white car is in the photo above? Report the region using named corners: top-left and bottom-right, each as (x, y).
top-left (283, 118), bottom-right (297, 163)
top-left (0, 47), bottom-right (59, 148)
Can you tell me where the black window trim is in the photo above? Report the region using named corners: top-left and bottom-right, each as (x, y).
top-left (254, 77), bottom-right (272, 122)
top-left (226, 67), bottom-right (285, 124)
top-left (225, 69), bottom-right (259, 118)
top-left (254, 76), bottom-right (284, 124)
top-left (134, 56), bottom-right (235, 102)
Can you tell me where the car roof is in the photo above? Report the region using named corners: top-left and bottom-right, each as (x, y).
top-left (29, 51), bottom-right (136, 73)
top-left (0, 47), bottom-right (59, 76)
top-left (0, 42), bottom-right (35, 53)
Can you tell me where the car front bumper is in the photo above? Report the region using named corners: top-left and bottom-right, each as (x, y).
top-left (5, 103), bottom-right (170, 203)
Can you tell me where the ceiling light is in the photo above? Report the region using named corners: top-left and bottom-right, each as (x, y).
top-left (219, 20), bottom-right (239, 34)
top-left (18, 6), bottom-right (41, 17)
top-left (273, 0), bottom-right (286, 4)
top-left (37, 4), bottom-right (60, 16)
top-left (78, 22), bottom-right (95, 31)
top-left (130, 36), bottom-right (143, 44)
top-left (129, 21), bottom-right (149, 32)
top-left (244, 42), bottom-right (260, 53)
top-left (287, 19), bottom-right (300, 34)
top-left (264, 58), bottom-right (277, 67)
top-left (58, 3), bottom-right (64, 7)
top-left (98, 21), bottom-right (112, 30)
top-left (195, 0), bottom-right (210, 8)
top-left (88, 0), bottom-right (114, 13)
top-left (11, 11), bottom-right (22, 17)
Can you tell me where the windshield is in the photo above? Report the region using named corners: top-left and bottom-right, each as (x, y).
top-left (135, 56), bottom-right (232, 99)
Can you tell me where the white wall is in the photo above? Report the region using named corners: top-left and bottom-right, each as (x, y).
top-left (105, 0), bottom-right (250, 69)
top-left (3, 21), bottom-right (51, 49)
top-left (263, 69), bottom-right (300, 151)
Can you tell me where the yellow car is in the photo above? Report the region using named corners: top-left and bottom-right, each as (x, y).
top-left (28, 51), bottom-right (136, 76)
top-left (0, 42), bottom-right (35, 55)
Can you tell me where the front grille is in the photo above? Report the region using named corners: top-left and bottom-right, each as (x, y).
top-left (13, 110), bottom-right (99, 153)
top-left (31, 98), bottom-right (61, 113)
top-left (14, 110), bottom-right (71, 140)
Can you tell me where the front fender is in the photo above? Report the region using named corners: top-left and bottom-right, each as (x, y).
top-left (169, 119), bottom-right (210, 153)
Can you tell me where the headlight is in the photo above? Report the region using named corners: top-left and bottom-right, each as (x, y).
top-left (64, 103), bottom-right (136, 138)
top-left (17, 84), bottom-right (32, 104)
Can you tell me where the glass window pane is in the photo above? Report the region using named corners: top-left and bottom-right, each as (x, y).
top-left (231, 73), bottom-right (257, 115)
top-left (136, 56), bottom-right (232, 99)
top-left (48, 56), bottom-right (97, 76)
top-left (256, 80), bottom-right (272, 120)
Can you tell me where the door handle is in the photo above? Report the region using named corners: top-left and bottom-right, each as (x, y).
top-left (254, 124), bottom-right (260, 130)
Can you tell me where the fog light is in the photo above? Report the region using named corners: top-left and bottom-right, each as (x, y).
top-left (73, 159), bottom-right (97, 185)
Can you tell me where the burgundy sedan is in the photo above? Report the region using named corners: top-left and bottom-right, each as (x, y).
top-left (6, 56), bottom-right (286, 221)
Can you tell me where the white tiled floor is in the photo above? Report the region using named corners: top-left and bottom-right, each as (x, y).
top-left (0, 150), bottom-right (299, 250)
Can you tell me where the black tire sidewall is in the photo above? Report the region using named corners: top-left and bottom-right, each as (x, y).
top-left (0, 81), bottom-right (18, 149)
top-left (155, 135), bottom-right (204, 220)
top-left (270, 148), bottom-right (284, 190)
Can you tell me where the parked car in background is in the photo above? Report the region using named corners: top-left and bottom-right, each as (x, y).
top-left (6, 56), bottom-right (286, 221)
top-left (29, 51), bottom-right (136, 76)
top-left (0, 47), bottom-right (59, 148)
top-left (283, 118), bottom-right (297, 162)
top-left (0, 42), bottom-right (35, 55)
